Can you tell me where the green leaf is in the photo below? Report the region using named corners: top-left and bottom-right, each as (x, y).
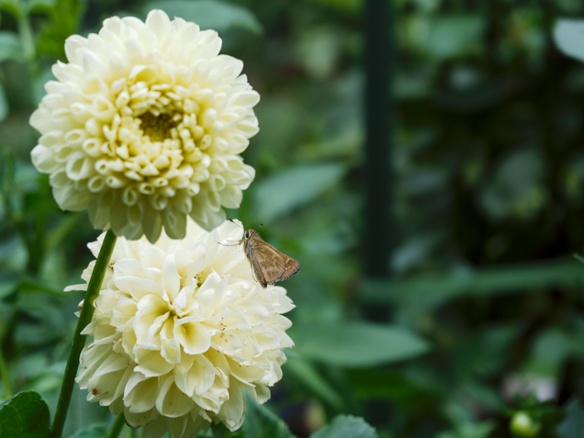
top-left (0, 391), bottom-right (50, 438)
top-left (284, 356), bottom-right (345, 409)
top-left (0, 0), bottom-right (23, 19)
top-left (557, 398), bottom-right (584, 438)
top-left (36, 0), bottom-right (84, 59)
top-left (0, 32), bottom-right (23, 63)
top-left (291, 322), bottom-right (429, 367)
top-left (480, 149), bottom-right (545, 220)
top-left (362, 258), bottom-right (584, 307)
top-left (436, 421), bottom-right (494, 438)
top-left (0, 270), bottom-right (19, 300)
top-left (524, 327), bottom-right (584, 377)
top-left (27, 0), bottom-right (54, 14)
top-left (241, 394), bottom-right (294, 438)
top-left (252, 163), bottom-right (347, 224)
top-left (554, 19), bottom-right (584, 62)
top-left (69, 423), bottom-right (107, 438)
top-left (146, 0), bottom-right (262, 34)
top-left (426, 15), bottom-right (484, 59)
top-left (310, 415), bottom-right (377, 438)
top-left (404, 14), bottom-right (484, 60)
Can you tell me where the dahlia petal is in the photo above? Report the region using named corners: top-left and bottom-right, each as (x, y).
top-left (156, 375), bottom-right (196, 417)
top-left (175, 320), bottom-right (211, 355)
top-left (134, 346), bottom-right (174, 377)
top-left (217, 379), bottom-right (244, 431)
top-left (124, 373), bottom-right (158, 413)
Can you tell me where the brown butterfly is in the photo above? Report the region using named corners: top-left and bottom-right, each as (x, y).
top-left (243, 229), bottom-right (300, 288)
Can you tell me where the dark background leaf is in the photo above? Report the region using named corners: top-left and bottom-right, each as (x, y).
top-left (0, 391), bottom-right (50, 438)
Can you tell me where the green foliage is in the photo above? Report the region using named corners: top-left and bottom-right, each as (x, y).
top-left (69, 423), bottom-right (107, 438)
top-left (35, 0), bottom-right (85, 59)
top-left (238, 395), bottom-right (295, 438)
top-left (251, 163), bottom-right (346, 225)
top-left (291, 322), bottom-right (429, 367)
top-left (0, 391), bottom-right (50, 438)
top-left (557, 398), bottom-right (584, 438)
top-left (146, 0), bottom-right (262, 34)
top-left (310, 415), bottom-right (377, 438)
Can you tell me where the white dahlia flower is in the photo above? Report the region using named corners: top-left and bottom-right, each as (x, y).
top-left (30, 10), bottom-right (259, 242)
top-left (70, 219), bottom-right (294, 437)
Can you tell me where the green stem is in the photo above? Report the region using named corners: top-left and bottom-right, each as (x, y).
top-left (51, 230), bottom-right (117, 438)
top-left (0, 344), bottom-right (13, 398)
top-left (17, 0), bottom-right (36, 61)
top-left (107, 414), bottom-right (125, 438)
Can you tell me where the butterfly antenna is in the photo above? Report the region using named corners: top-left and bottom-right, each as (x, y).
top-left (228, 218), bottom-right (244, 230)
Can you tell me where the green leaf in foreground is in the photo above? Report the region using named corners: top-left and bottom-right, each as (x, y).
top-left (310, 415), bottom-right (377, 438)
top-left (291, 322), bottom-right (429, 367)
top-left (0, 391), bottom-right (50, 438)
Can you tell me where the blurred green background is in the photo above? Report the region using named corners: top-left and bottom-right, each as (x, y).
top-left (3, 0), bottom-right (584, 437)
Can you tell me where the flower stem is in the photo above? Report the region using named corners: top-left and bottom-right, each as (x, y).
top-left (0, 343), bottom-right (13, 398)
top-left (17, 0), bottom-right (36, 61)
top-left (51, 229), bottom-right (117, 438)
top-left (107, 414), bottom-right (125, 438)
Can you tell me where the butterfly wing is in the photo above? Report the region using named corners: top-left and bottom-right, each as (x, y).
top-left (244, 230), bottom-right (300, 287)
top-left (279, 256), bottom-right (300, 282)
top-left (246, 239), bottom-right (287, 287)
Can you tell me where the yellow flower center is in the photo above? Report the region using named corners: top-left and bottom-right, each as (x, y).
top-left (139, 112), bottom-right (177, 142)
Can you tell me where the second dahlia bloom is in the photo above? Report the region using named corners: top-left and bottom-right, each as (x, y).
top-left (30, 10), bottom-right (259, 242)
top-left (70, 219), bottom-right (294, 437)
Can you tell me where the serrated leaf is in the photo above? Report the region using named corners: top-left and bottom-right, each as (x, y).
top-left (291, 322), bottom-right (429, 367)
top-left (554, 19), bottom-right (584, 62)
top-left (146, 0), bottom-right (262, 34)
top-left (252, 163), bottom-right (346, 224)
top-left (310, 415), bottom-right (377, 438)
top-left (0, 391), bottom-right (50, 438)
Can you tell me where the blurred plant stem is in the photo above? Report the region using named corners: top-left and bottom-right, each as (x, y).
top-left (0, 345), bottom-right (13, 399)
top-left (16, 0), bottom-right (36, 61)
top-left (107, 414), bottom-right (125, 438)
top-left (51, 229), bottom-right (117, 438)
